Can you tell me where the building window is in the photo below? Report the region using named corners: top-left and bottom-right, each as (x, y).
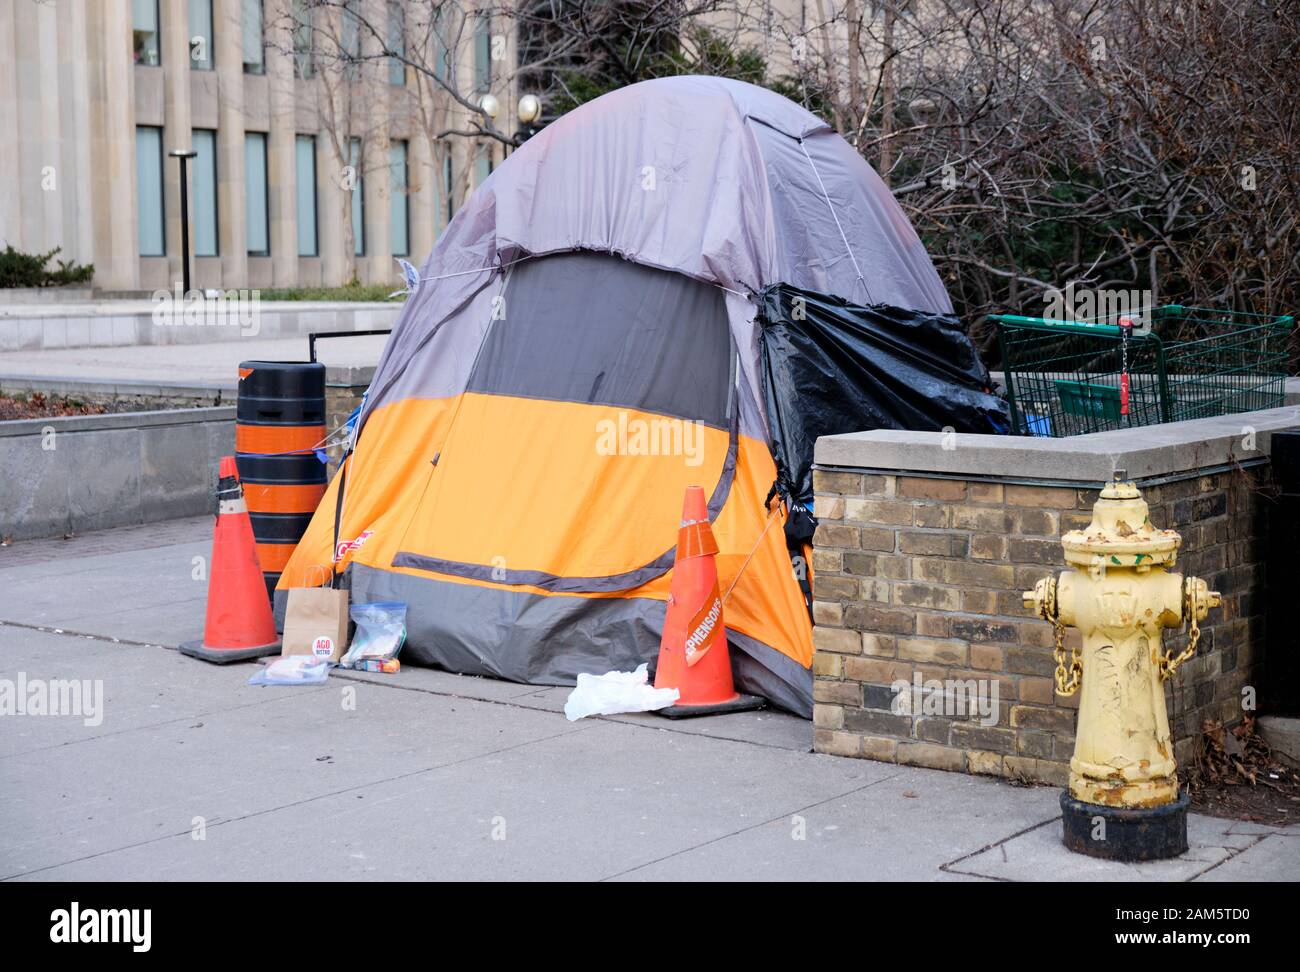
top-left (292, 0), bottom-right (314, 79)
top-left (296, 136), bottom-right (318, 257)
top-left (245, 132), bottom-right (269, 255)
top-left (434, 9), bottom-right (448, 80)
top-left (474, 15), bottom-right (492, 92)
top-left (443, 152), bottom-right (454, 223)
top-left (136, 126), bottom-right (165, 256)
top-left (193, 129), bottom-right (219, 257)
top-left (242, 0), bottom-right (265, 75)
top-left (349, 138), bottom-right (365, 256)
top-left (188, 0), bottom-right (213, 70)
top-left (342, 0), bottom-right (361, 81)
top-left (388, 1), bottom-right (406, 86)
top-left (390, 140), bottom-right (409, 257)
top-left (474, 145), bottom-right (492, 187)
top-left (431, 153), bottom-right (441, 235)
top-left (133, 0), bottom-right (161, 66)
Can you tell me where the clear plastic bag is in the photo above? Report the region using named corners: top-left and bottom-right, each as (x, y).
top-left (340, 601), bottom-right (407, 670)
top-left (563, 664), bottom-right (680, 721)
top-left (248, 655), bottom-right (331, 686)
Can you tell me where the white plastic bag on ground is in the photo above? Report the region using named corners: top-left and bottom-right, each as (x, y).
top-left (248, 655), bottom-right (331, 686)
top-left (563, 664), bottom-right (680, 721)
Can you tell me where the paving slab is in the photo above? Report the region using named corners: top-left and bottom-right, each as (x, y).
top-left (0, 628), bottom-right (290, 758)
top-left (0, 514), bottom-right (211, 568)
top-left (605, 706), bottom-right (812, 752)
top-left (0, 544), bottom-right (208, 634)
top-left (336, 666), bottom-right (585, 706)
top-left (1194, 834), bottom-right (1300, 881)
top-left (943, 811), bottom-right (1263, 882)
top-left (614, 768), bottom-right (1062, 881)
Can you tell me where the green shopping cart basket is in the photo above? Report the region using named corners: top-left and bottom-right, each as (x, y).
top-left (992, 305), bottom-right (1294, 437)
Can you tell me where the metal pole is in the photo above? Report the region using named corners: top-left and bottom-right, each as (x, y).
top-left (169, 149), bottom-right (198, 296)
top-left (178, 155), bottom-right (191, 296)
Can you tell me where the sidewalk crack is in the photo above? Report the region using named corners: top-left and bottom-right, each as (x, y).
top-left (597, 771), bottom-right (905, 882)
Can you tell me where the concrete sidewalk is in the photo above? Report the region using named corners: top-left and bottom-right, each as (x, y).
top-left (0, 334), bottom-right (388, 394)
top-left (1, 518), bottom-right (1295, 881)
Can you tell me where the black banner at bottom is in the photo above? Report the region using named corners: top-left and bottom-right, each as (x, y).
top-left (0, 880), bottom-right (1283, 956)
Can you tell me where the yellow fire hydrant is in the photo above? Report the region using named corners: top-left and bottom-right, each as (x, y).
top-left (1023, 472), bottom-right (1220, 859)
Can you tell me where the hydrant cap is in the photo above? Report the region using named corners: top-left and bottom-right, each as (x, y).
top-left (1060, 479), bottom-right (1181, 568)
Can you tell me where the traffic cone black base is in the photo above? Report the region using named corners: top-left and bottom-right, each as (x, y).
top-left (656, 692), bottom-right (766, 720)
top-left (179, 639), bottom-right (281, 665)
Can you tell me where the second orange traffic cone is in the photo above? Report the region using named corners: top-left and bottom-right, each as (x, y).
top-left (180, 457), bottom-right (281, 664)
top-left (653, 485), bottom-right (764, 718)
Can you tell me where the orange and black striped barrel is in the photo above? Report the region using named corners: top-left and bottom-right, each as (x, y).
top-left (235, 361), bottom-right (327, 601)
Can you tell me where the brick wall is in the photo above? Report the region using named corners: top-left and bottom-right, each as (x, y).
top-left (810, 467), bottom-right (1270, 784)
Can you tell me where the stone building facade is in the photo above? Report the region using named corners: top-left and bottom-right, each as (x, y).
top-left (0, 0), bottom-right (522, 292)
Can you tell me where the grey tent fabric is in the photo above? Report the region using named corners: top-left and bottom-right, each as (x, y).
top-left (752, 123), bottom-right (952, 309)
top-left (367, 75), bottom-right (952, 422)
top-left (466, 252), bottom-right (734, 428)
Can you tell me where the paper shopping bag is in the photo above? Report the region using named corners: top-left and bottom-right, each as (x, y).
top-left (281, 580), bottom-right (350, 663)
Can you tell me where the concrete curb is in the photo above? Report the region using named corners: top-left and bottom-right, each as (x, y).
top-left (1258, 717), bottom-right (1300, 768)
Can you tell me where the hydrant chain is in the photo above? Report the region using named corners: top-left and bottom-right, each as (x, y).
top-left (1024, 575), bottom-right (1081, 696)
top-left (1159, 577), bottom-right (1203, 680)
top-left (1052, 609), bottom-right (1082, 697)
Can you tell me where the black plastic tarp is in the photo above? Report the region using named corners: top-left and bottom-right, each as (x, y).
top-left (757, 285), bottom-right (1009, 507)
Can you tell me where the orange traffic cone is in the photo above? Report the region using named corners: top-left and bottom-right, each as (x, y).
top-left (653, 485), bottom-right (764, 718)
top-left (180, 457), bottom-right (281, 664)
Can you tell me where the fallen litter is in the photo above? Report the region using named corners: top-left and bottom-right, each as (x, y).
top-left (563, 664), bottom-right (680, 721)
top-left (340, 601), bottom-right (406, 671)
top-left (349, 658), bottom-right (400, 674)
top-left (248, 655), bottom-right (331, 686)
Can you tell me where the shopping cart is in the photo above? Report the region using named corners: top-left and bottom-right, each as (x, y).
top-left (992, 305), bottom-right (1293, 437)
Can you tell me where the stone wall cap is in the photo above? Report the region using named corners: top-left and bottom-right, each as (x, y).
top-left (0, 301), bottom-right (401, 319)
top-left (0, 406), bottom-right (235, 438)
top-left (0, 375), bottom-right (229, 397)
top-left (814, 406), bottom-right (1300, 483)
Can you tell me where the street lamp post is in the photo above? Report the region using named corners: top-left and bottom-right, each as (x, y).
top-left (511, 94), bottom-right (544, 152)
top-left (518, 94), bottom-right (541, 127)
top-left (169, 148), bottom-right (198, 296)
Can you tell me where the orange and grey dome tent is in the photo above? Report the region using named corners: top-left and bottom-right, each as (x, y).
top-left (278, 76), bottom-right (986, 717)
